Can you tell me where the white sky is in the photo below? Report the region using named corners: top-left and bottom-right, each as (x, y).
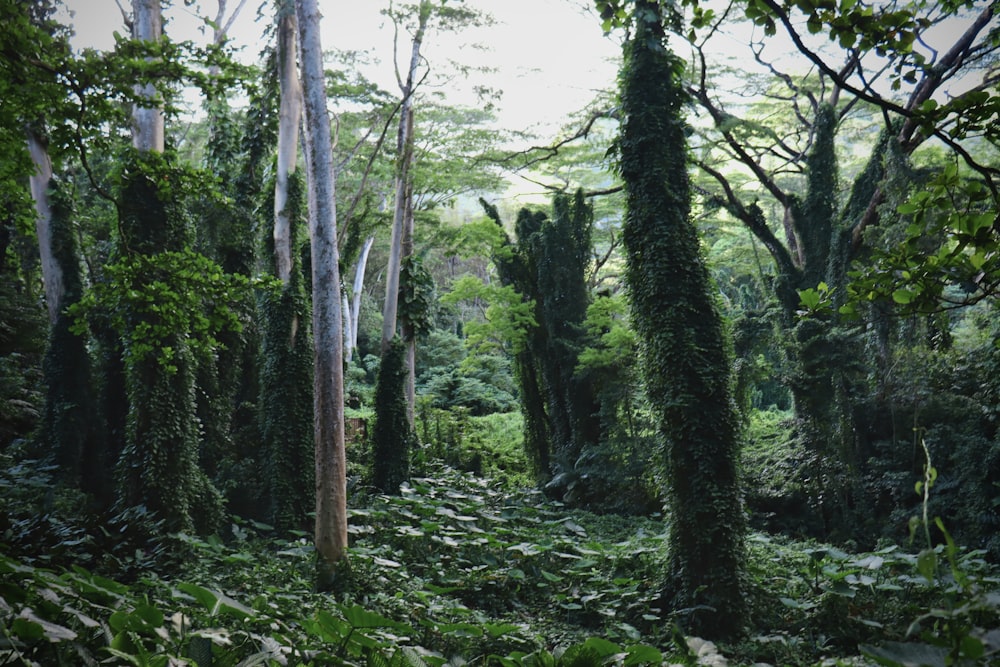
top-left (58, 0), bottom-right (624, 142)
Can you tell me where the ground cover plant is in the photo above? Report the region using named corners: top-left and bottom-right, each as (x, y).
top-left (3, 463), bottom-right (999, 666)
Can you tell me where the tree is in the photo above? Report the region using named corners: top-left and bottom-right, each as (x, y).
top-left (258, 0), bottom-right (315, 532)
top-left (683, 0), bottom-right (999, 537)
top-left (295, 0), bottom-right (349, 588)
top-left (612, 0), bottom-right (746, 638)
top-left (110, 0), bottom-right (225, 534)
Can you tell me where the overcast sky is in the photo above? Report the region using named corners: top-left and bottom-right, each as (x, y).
top-left (58, 0), bottom-right (624, 141)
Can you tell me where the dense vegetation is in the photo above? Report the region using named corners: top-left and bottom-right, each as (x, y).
top-left (2, 0), bottom-right (1000, 665)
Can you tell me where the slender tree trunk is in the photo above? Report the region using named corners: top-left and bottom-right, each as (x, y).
top-left (274, 1), bottom-right (301, 286)
top-left (295, 0), bottom-right (349, 587)
top-left (400, 109), bottom-right (416, 422)
top-left (131, 0), bottom-right (164, 152)
top-left (381, 7), bottom-right (428, 353)
top-left (26, 130), bottom-right (62, 325)
top-left (346, 235), bottom-right (374, 362)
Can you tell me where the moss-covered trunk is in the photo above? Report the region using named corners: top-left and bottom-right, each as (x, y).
top-left (617, 0), bottom-right (746, 639)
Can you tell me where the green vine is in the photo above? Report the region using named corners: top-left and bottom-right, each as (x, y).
top-left (70, 249), bottom-right (266, 374)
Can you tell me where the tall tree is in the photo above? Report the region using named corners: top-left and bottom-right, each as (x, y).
top-left (380, 0), bottom-right (492, 415)
top-left (684, 0), bottom-right (999, 537)
top-left (295, 0), bottom-right (349, 588)
top-left (114, 0), bottom-right (224, 534)
top-left (257, 0), bottom-right (315, 531)
top-left (612, 0), bottom-right (746, 638)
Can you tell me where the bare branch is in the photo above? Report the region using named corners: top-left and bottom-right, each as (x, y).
top-left (495, 108), bottom-right (618, 170)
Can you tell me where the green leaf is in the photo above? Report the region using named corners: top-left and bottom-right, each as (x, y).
top-left (15, 609), bottom-right (77, 642)
top-left (483, 622), bottom-right (521, 638)
top-left (624, 644), bottom-right (663, 665)
top-left (861, 641), bottom-right (949, 667)
top-left (891, 288), bottom-right (915, 305)
top-left (581, 637), bottom-right (622, 657)
top-left (343, 604), bottom-right (407, 630)
top-left (917, 548), bottom-right (938, 582)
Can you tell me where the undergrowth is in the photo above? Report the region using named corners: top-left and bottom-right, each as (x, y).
top-left (2, 464), bottom-right (999, 665)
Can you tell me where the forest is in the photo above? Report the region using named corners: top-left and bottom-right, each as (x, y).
top-left (1, 0), bottom-right (999, 665)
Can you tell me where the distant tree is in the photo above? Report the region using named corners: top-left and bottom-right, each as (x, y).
top-left (476, 192), bottom-right (600, 488)
top-left (611, 0), bottom-right (746, 638)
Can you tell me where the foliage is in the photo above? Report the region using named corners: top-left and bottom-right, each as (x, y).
top-left (615, 0), bottom-right (746, 638)
top-left (400, 253), bottom-right (436, 341)
top-left (414, 407), bottom-right (531, 490)
top-left (70, 248), bottom-right (255, 373)
top-left (845, 163), bottom-right (999, 316)
top-left (4, 464), bottom-right (1000, 666)
top-left (442, 275), bottom-right (537, 356)
top-left (859, 442), bottom-right (1000, 667)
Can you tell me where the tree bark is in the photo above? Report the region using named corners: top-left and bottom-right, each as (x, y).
top-left (295, 0), bottom-right (349, 586)
top-left (274, 1), bottom-right (301, 285)
top-left (346, 235), bottom-right (374, 362)
top-left (26, 130), bottom-right (62, 325)
top-left (131, 0), bottom-right (164, 152)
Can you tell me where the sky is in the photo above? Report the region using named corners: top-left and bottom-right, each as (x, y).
top-left (57, 0), bottom-right (624, 142)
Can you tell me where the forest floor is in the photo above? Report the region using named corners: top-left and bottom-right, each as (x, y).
top-left (2, 464), bottom-right (999, 665)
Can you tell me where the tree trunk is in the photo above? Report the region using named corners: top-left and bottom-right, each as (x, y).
top-left (400, 108), bottom-right (416, 423)
top-left (618, 0), bottom-right (745, 639)
top-left (274, 1), bottom-right (301, 286)
top-left (295, 0), bottom-right (349, 588)
top-left (26, 130), bottom-right (62, 325)
top-left (346, 235), bottom-right (374, 362)
top-left (381, 6), bottom-right (428, 353)
top-left (131, 0), bottom-right (164, 152)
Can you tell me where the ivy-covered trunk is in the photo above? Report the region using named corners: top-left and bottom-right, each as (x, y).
top-left (29, 140), bottom-right (103, 497)
top-left (114, 1), bottom-right (222, 535)
top-left (617, 0), bottom-right (746, 639)
top-left (258, 1), bottom-right (315, 532)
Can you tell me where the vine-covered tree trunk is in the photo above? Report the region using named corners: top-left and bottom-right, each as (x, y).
top-left (29, 135), bottom-right (103, 497)
top-left (258, 0), bottom-right (314, 532)
top-left (536, 191), bottom-right (600, 468)
top-left (479, 199), bottom-right (552, 485)
top-left (115, 0), bottom-right (222, 535)
top-left (371, 337), bottom-right (414, 493)
top-left (296, 0), bottom-right (349, 589)
top-left (617, 0), bottom-right (746, 639)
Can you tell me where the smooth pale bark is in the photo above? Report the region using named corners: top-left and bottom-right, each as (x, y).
top-left (274, 5), bottom-right (301, 285)
top-left (380, 5), bottom-right (428, 353)
top-left (295, 0), bottom-right (349, 580)
top-left (400, 109), bottom-right (416, 421)
top-left (131, 0), bottom-right (164, 152)
top-left (26, 131), bottom-right (62, 325)
top-left (346, 235), bottom-right (374, 362)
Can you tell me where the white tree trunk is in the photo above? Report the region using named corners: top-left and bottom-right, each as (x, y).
top-left (274, 4), bottom-right (301, 285)
top-left (131, 0), bottom-right (164, 153)
top-left (295, 0), bottom-right (348, 578)
top-left (401, 111), bottom-right (416, 423)
top-left (380, 3), bottom-right (428, 353)
top-left (346, 235), bottom-right (374, 362)
top-left (26, 130), bottom-right (63, 325)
